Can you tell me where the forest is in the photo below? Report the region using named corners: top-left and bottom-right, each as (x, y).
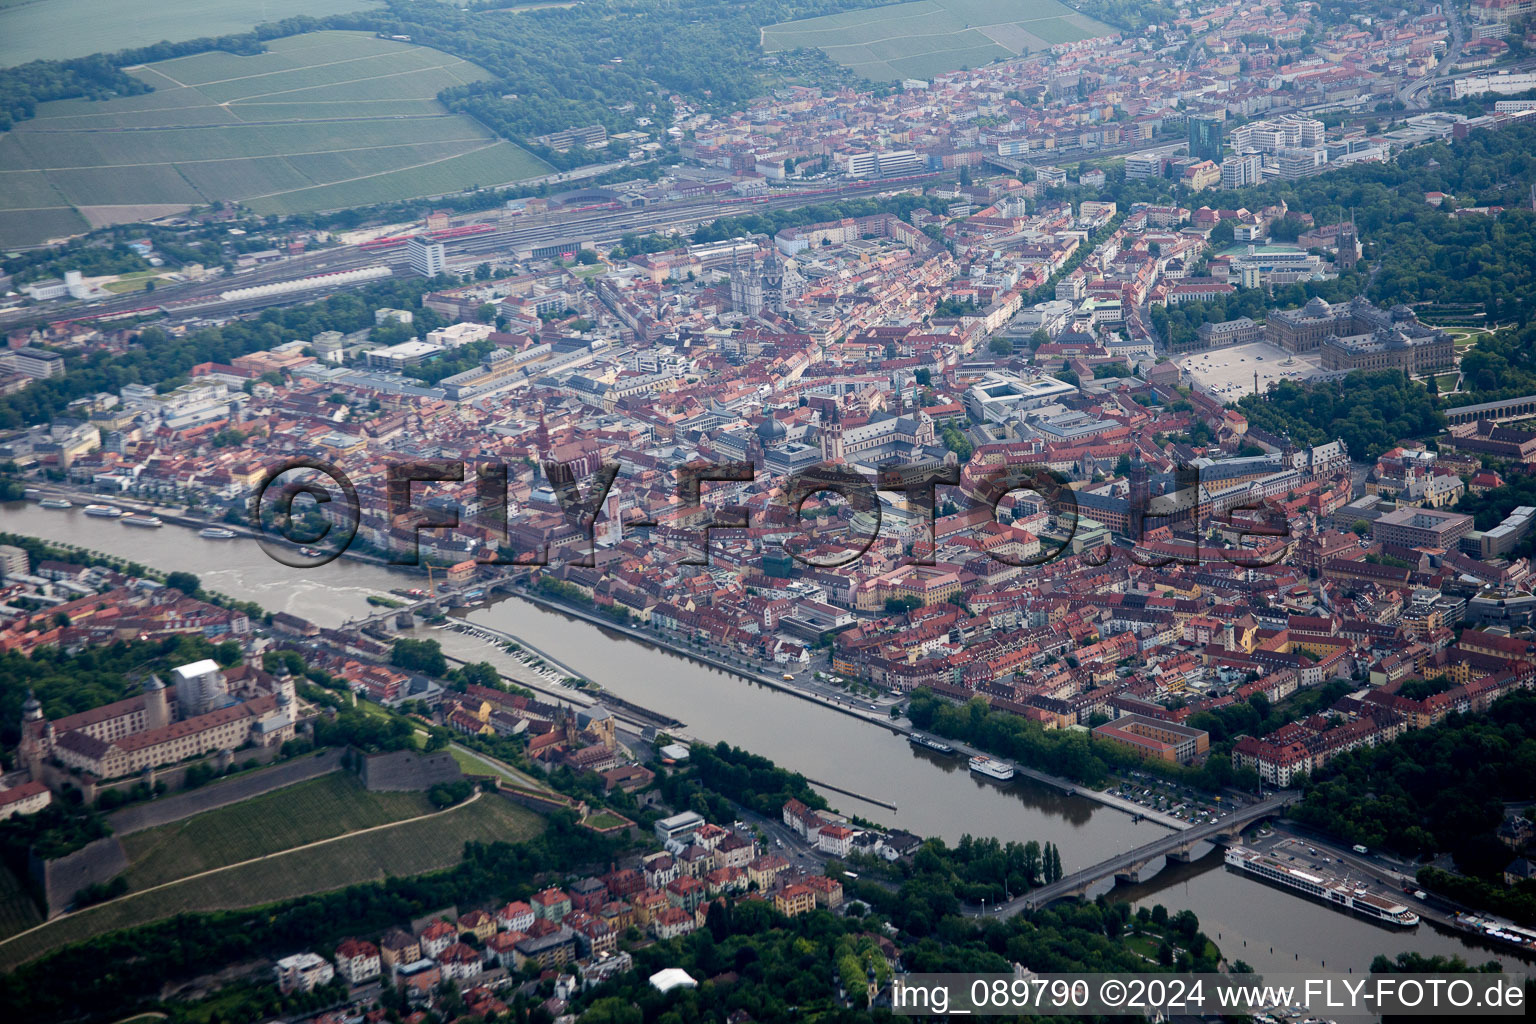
top-left (1233, 369), bottom-right (1445, 461)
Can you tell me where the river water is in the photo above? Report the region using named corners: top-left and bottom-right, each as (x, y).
top-left (2, 500), bottom-right (1524, 973)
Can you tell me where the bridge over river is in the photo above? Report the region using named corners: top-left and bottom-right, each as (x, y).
top-left (985, 791), bottom-right (1299, 915)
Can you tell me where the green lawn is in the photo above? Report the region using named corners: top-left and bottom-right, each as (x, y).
top-left (762, 0), bottom-right (1111, 81)
top-left (585, 811), bottom-right (629, 829)
top-left (0, 793), bottom-right (542, 969)
top-left (120, 772), bottom-right (435, 890)
top-left (449, 744), bottom-right (553, 792)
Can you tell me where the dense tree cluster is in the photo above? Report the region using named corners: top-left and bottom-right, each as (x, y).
top-left (666, 740), bottom-right (830, 820)
top-left (1234, 370), bottom-right (1444, 460)
top-left (390, 637), bottom-right (449, 677)
top-left (1457, 322), bottom-right (1536, 402)
top-left (1195, 123), bottom-right (1536, 327)
top-left (1291, 692), bottom-right (1536, 878)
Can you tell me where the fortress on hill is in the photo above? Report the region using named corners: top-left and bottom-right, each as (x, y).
top-left (18, 659), bottom-right (297, 783)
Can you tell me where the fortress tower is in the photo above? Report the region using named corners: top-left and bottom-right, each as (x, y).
top-left (144, 674), bottom-right (170, 731)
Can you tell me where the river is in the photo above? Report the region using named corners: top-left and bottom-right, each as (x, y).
top-left (1, 499), bottom-right (1524, 973)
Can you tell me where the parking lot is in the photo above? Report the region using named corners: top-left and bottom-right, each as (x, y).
top-left (1176, 340), bottom-right (1325, 399)
top-left (1112, 770), bottom-right (1234, 825)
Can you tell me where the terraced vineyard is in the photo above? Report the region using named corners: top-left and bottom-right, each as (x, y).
top-left (0, 30), bottom-right (551, 247)
top-left (119, 772), bottom-right (435, 889)
top-left (0, 863), bottom-right (42, 941)
top-left (0, 788), bottom-right (543, 969)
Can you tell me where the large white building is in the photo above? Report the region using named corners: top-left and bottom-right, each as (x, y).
top-left (1220, 152), bottom-right (1263, 189)
top-left (840, 149), bottom-right (921, 177)
top-left (1454, 70), bottom-right (1536, 99)
top-left (172, 659), bottom-right (229, 717)
top-left (1124, 153), bottom-right (1164, 180)
top-left (120, 380), bottom-right (238, 429)
top-left (964, 372), bottom-right (1078, 425)
top-left (1230, 114), bottom-right (1325, 153)
top-left (426, 322), bottom-right (496, 348)
top-left (275, 953), bottom-right (334, 994)
top-left (0, 347), bottom-right (65, 379)
top-left (1274, 145), bottom-right (1328, 180)
top-left (406, 237), bottom-right (446, 277)
top-left (365, 340), bottom-right (444, 370)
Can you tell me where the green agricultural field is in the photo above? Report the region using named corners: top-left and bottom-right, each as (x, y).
top-left (0, 791), bottom-right (543, 968)
top-left (0, 207), bottom-right (89, 246)
top-left (119, 772), bottom-right (436, 890)
top-left (0, 0), bottom-right (383, 67)
top-left (761, 0), bottom-right (1113, 82)
top-left (0, 31), bottom-right (551, 247)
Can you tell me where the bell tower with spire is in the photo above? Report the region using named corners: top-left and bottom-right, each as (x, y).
top-left (533, 405), bottom-right (551, 467)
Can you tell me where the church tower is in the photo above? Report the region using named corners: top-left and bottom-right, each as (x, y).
top-left (1128, 449), bottom-right (1150, 540)
top-left (534, 406), bottom-right (551, 462)
top-left (729, 252), bottom-right (764, 315)
top-left (821, 408), bottom-right (845, 462)
top-left (145, 675), bottom-right (170, 731)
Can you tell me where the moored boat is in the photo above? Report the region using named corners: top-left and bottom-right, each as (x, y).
top-left (1225, 846), bottom-right (1418, 927)
top-left (39, 498), bottom-right (72, 509)
top-left (121, 514), bottom-right (163, 528)
top-left (82, 504), bottom-right (123, 518)
top-left (199, 527), bottom-right (237, 539)
top-left (968, 755), bottom-right (1015, 781)
top-left (909, 733), bottom-right (957, 756)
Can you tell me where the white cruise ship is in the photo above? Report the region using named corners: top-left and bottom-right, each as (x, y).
top-left (82, 504), bottom-right (123, 518)
top-left (121, 514), bottom-right (163, 528)
top-left (199, 527), bottom-right (237, 539)
top-left (968, 755), bottom-right (1015, 782)
top-left (39, 498), bottom-right (72, 509)
top-left (1225, 846), bottom-right (1418, 927)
